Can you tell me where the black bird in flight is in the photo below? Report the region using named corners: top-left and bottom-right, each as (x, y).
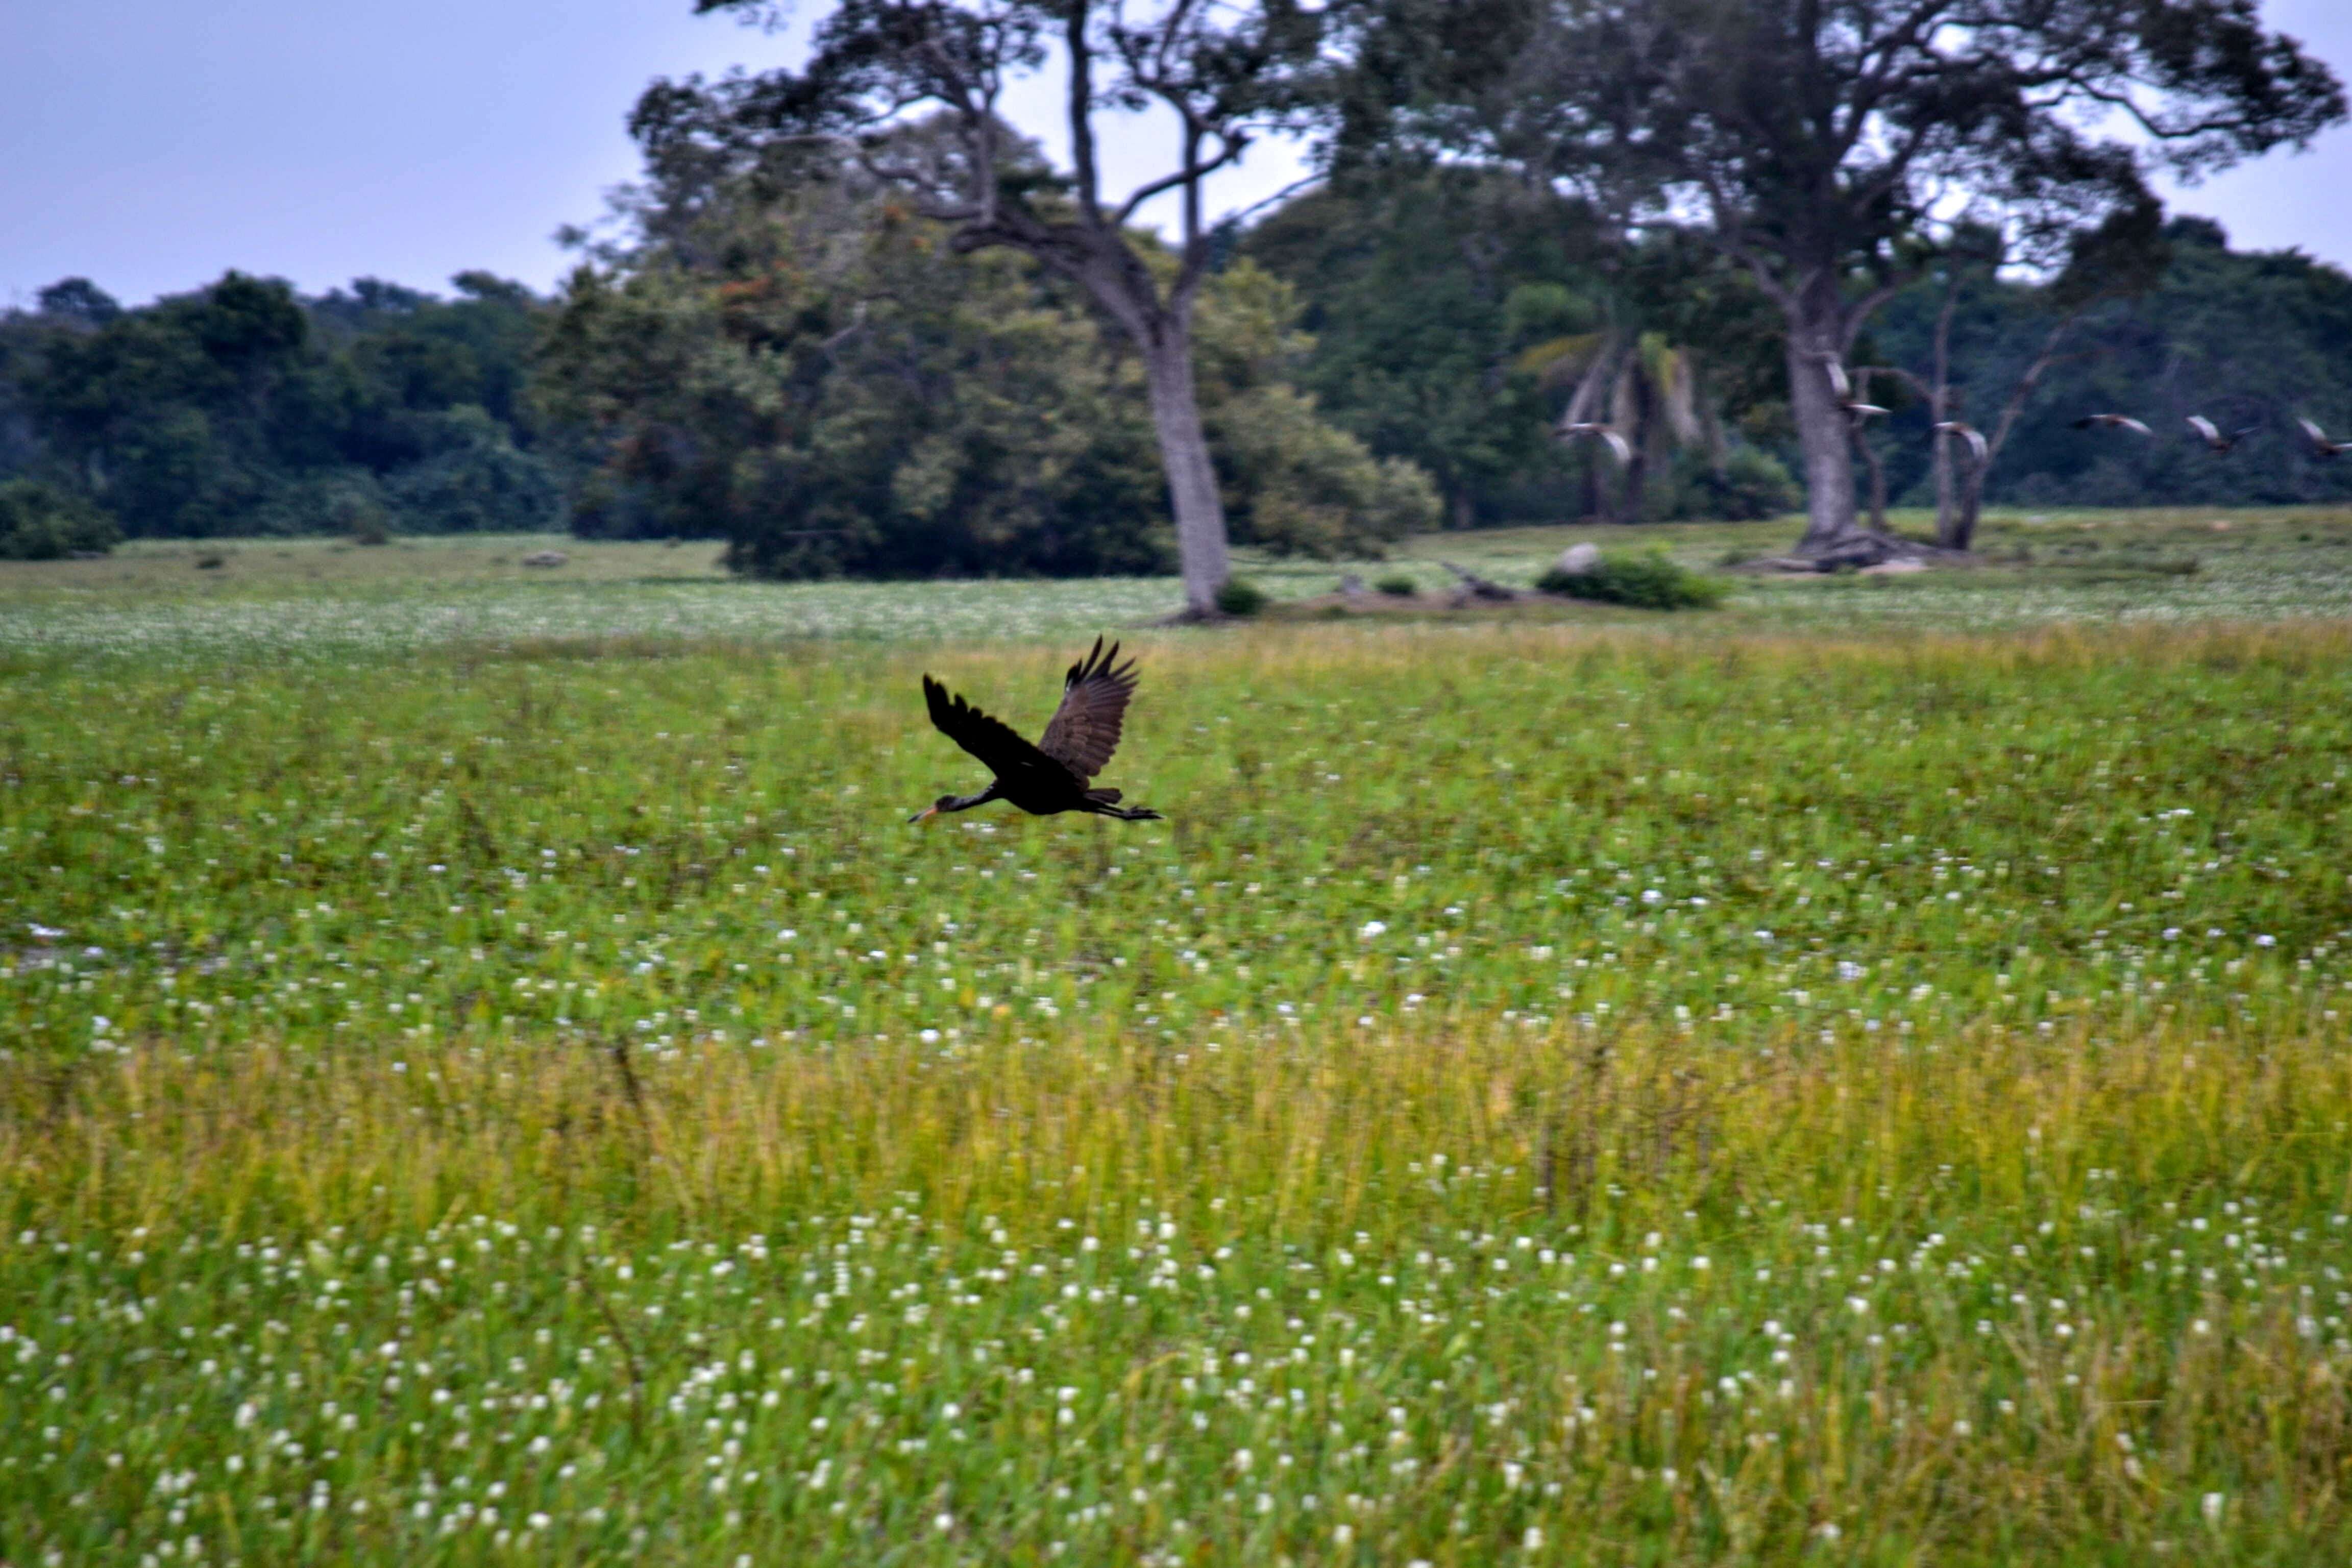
top-left (913, 638), bottom-right (1164, 823)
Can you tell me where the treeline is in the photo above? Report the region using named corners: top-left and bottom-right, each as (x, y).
top-left (0, 272), bottom-right (557, 554)
top-left (7, 180), bottom-right (2352, 568)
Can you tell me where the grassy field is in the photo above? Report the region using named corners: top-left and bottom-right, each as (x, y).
top-left (6, 505), bottom-right (2352, 657)
top-left (7, 521), bottom-right (2352, 1563)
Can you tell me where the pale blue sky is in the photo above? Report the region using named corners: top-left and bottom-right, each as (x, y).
top-left (4, 1), bottom-right (2349, 308)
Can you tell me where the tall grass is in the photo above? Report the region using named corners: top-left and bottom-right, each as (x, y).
top-left (6, 1024), bottom-right (2351, 1563)
top-left (5, 618), bottom-right (2352, 1561)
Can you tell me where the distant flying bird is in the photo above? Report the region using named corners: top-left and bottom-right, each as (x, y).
top-left (1559, 422), bottom-right (1633, 464)
top-left (2297, 418), bottom-right (2351, 459)
top-left (1934, 421), bottom-right (1990, 463)
top-left (912, 638), bottom-right (1163, 824)
top-left (1810, 352), bottom-right (1885, 426)
top-left (2072, 413), bottom-right (2153, 435)
top-left (2187, 415), bottom-right (2258, 454)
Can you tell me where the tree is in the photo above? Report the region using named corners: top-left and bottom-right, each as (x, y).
top-left (1239, 169), bottom-right (1598, 526)
top-left (1349, 0), bottom-right (2344, 558)
top-left (637, 0), bottom-right (1330, 616)
top-left (1871, 205), bottom-right (2168, 549)
top-left (535, 142), bottom-right (1425, 574)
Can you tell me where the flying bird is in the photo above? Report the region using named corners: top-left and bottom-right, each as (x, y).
top-left (912, 638), bottom-right (1163, 824)
top-left (2187, 415), bottom-right (2258, 454)
top-left (2072, 413), bottom-right (2153, 435)
top-left (1559, 422), bottom-right (1632, 464)
top-left (1934, 421), bottom-right (1989, 463)
top-left (1810, 353), bottom-right (1885, 426)
top-left (2297, 418), bottom-right (2351, 459)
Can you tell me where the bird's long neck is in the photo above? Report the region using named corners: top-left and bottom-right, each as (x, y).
top-left (942, 783), bottom-right (1000, 813)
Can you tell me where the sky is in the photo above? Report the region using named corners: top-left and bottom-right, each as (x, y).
top-left (4, 0), bottom-right (2350, 309)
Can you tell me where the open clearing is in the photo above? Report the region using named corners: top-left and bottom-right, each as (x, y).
top-left (6, 514), bottom-right (2352, 1564)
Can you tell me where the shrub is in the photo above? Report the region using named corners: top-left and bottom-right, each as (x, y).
top-left (1216, 577), bottom-right (1270, 617)
top-left (1376, 574), bottom-right (1418, 597)
top-left (0, 479), bottom-right (120, 559)
top-left (1537, 550), bottom-right (1727, 610)
top-left (1675, 446), bottom-right (1801, 522)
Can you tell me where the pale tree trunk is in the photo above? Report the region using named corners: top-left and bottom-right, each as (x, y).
top-left (1785, 292), bottom-right (1865, 555)
top-left (1928, 282), bottom-right (1960, 545)
top-left (1139, 330), bottom-right (1231, 618)
top-left (1944, 455), bottom-right (1985, 551)
top-left (1852, 368), bottom-right (1888, 533)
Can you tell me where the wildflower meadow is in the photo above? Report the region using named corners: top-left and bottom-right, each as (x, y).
top-left (7, 533), bottom-right (2352, 1564)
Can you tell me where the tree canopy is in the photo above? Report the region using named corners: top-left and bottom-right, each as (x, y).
top-left (535, 142), bottom-right (1432, 578)
top-left (0, 272), bottom-right (556, 541)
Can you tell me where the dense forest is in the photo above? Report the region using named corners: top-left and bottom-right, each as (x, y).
top-left (6, 187), bottom-right (2352, 568)
top-left (0, 270), bottom-right (556, 555)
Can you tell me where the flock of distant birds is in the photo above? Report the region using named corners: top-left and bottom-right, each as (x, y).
top-left (1559, 353), bottom-right (2352, 466)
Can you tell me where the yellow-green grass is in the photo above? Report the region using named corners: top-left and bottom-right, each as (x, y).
top-left (6, 619), bottom-right (2352, 1562)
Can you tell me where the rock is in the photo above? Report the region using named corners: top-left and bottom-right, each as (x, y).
top-left (520, 550), bottom-right (569, 568)
top-left (1339, 573), bottom-right (1370, 596)
top-left (1552, 542), bottom-right (1602, 576)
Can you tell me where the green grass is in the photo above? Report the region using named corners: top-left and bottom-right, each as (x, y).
top-left (7, 507), bottom-right (2352, 659)
top-left (7, 540), bottom-right (2352, 1561)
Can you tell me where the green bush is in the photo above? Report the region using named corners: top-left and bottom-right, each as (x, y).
top-left (0, 479), bottom-right (120, 559)
top-left (1537, 550), bottom-right (1726, 610)
top-left (1375, 574), bottom-right (1418, 597)
top-left (1674, 446), bottom-right (1801, 522)
top-left (1216, 577), bottom-right (1270, 617)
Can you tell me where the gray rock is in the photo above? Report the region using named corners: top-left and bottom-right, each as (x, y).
top-left (520, 550), bottom-right (569, 569)
top-left (1553, 542), bottom-right (1602, 576)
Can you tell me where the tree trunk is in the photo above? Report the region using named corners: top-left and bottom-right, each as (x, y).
top-left (1943, 447), bottom-right (1984, 551)
top-left (1615, 443), bottom-right (1649, 526)
top-left (1929, 281), bottom-right (1959, 545)
top-left (1615, 371), bottom-right (1652, 525)
top-left (1785, 293), bottom-right (1865, 556)
top-left (1139, 332), bottom-right (1231, 618)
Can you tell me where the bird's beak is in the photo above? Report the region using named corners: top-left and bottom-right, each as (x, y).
top-left (909, 805), bottom-right (938, 825)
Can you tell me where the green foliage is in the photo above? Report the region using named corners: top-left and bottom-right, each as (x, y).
top-left (1197, 262), bottom-right (1439, 556)
top-left (382, 406), bottom-right (562, 534)
top-left (1376, 573), bottom-right (1418, 596)
top-left (0, 477), bottom-right (119, 559)
top-left (538, 164), bottom-right (1428, 578)
top-left (1239, 172), bottom-right (1594, 525)
top-left (0, 270), bottom-right (550, 537)
top-left (1538, 548), bottom-right (1727, 609)
top-left (1672, 445), bottom-right (1801, 521)
top-left (1214, 575), bottom-right (1269, 616)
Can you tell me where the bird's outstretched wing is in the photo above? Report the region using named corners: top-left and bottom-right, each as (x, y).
top-left (1036, 637), bottom-right (1140, 781)
top-left (924, 675), bottom-right (1058, 780)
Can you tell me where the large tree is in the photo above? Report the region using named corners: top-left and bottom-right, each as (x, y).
top-left (640, 0), bottom-right (1329, 616)
top-left (1349, 0), bottom-right (2343, 557)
